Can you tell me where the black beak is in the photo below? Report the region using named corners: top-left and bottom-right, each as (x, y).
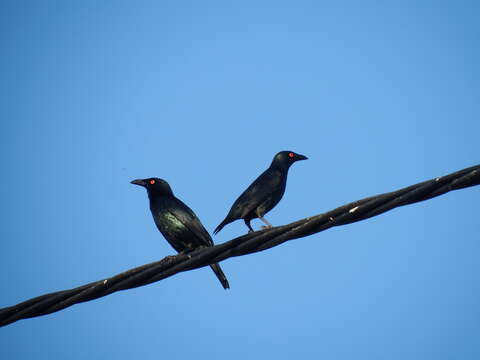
top-left (296, 154), bottom-right (308, 161)
top-left (131, 179), bottom-right (147, 187)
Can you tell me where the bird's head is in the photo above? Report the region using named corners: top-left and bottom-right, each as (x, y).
top-left (130, 177), bottom-right (174, 197)
top-left (271, 151), bottom-right (308, 170)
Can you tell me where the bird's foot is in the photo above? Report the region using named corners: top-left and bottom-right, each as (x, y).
top-left (161, 255), bottom-right (178, 265)
top-left (177, 250), bottom-right (193, 259)
top-left (261, 225), bottom-right (272, 230)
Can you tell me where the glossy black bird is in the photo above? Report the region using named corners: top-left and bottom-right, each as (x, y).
top-left (214, 151), bottom-right (308, 234)
top-left (131, 177), bottom-right (229, 289)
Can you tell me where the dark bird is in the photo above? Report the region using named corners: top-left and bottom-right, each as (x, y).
top-left (131, 177), bottom-right (230, 289)
top-left (214, 151), bottom-right (308, 234)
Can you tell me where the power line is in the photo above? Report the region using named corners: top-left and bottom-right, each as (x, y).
top-left (1, 164), bottom-right (478, 327)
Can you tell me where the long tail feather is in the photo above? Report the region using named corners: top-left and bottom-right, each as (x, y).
top-left (213, 218), bottom-right (230, 235)
top-left (209, 263), bottom-right (230, 289)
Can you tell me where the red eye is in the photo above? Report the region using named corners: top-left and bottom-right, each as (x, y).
top-left (149, 179), bottom-right (155, 185)
top-left (288, 152), bottom-right (294, 158)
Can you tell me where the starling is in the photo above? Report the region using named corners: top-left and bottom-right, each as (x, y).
top-left (131, 177), bottom-right (229, 289)
top-left (214, 151), bottom-right (307, 234)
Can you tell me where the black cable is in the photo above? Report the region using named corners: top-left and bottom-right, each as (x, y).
top-left (1, 164), bottom-right (478, 327)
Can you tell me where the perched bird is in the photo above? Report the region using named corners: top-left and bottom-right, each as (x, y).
top-left (131, 177), bottom-right (230, 289)
top-left (214, 151), bottom-right (308, 234)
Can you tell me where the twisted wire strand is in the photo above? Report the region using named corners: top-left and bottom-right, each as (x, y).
top-left (1, 164), bottom-right (478, 327)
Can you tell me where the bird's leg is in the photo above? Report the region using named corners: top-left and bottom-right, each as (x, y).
top-left (244, 218), bottom-right (255, 233)
top-left (258, 216), bottom-right (272, 229)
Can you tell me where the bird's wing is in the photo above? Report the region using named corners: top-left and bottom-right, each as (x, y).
top-left (167, 197), bottom-right (214, 247)
top-left (232, 169), bottom-right (283, 218)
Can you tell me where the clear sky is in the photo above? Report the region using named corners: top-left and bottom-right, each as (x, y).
top-left (0, 1), bottom-right (478, 359)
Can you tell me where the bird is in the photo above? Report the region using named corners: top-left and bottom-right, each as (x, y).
top-left (131, 177), bottom-right (230, 289)
top-left (214, 150), bottom-right (308, 234)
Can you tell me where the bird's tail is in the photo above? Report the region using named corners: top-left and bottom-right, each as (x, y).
top-left (209, 263), bottom-right (230, 290)
top-left (213, 217), bottom-right (231, 235)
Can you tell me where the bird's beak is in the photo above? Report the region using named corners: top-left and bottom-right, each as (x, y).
top-left (296, 154), bottom-right (308, 161)
top-left (130, 179), bottom-right (147, 187)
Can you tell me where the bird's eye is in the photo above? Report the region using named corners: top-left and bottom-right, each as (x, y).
top-left (288, 152), bottom-right (295, 158)
top-left (149, 179), bottom-right (155, 185)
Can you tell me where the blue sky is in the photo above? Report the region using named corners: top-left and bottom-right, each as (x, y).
top-left (0, 1), bottom-right (478, 359)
